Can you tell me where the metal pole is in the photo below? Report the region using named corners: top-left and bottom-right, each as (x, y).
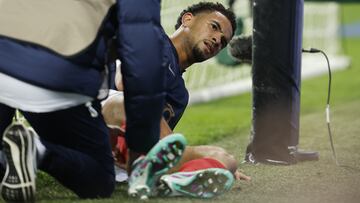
top-left (246, 0), bottom-right (304, 164)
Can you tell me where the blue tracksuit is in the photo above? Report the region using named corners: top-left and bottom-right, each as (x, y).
top-left (0, 0), bottom-right (165, 198)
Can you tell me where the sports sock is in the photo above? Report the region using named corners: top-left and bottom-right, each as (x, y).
top-left (115, 136), bottom-right (128, 165)
top-left (114, 123), bottom-right (128, 165)
top-left (35, 137), bottom-right (46, 164)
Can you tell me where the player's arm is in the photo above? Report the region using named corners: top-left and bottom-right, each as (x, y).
top-left (115, 0), bottom-right (166, 157)
top-left (160, 117), bottom-right (173, 139)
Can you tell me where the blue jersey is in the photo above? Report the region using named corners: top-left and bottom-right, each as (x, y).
top-left (109, 36), bottom-right (189, 129)
top-left (162, 37), bottom-right (189, 130)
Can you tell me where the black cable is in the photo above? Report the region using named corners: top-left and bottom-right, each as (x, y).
top-left (302, 48), bottom-right (332, 104)
top-left (302, 48), bottom-right (339, 165)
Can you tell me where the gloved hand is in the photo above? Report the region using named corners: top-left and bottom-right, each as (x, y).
top-left (228, 35), bottom-right (252, 64)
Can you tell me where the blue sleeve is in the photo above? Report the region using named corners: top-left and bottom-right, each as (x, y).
top-left (116, 0), bottom-right (166, 153)
top-left (164, 80), bottom-right (189, 130)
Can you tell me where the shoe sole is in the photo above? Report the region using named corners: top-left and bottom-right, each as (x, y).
top-left (128, 133), bottom-right (187, 198)
top-left (1, 123), bottom-right (36, 203)
top-left (160, 168), bottom-right (234, 198)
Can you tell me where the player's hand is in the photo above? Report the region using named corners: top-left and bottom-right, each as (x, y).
top-left (234, 169), bottom-right (251, 181)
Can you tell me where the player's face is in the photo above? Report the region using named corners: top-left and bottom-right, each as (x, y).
top-left (188, 11), bottom-right (233, 62)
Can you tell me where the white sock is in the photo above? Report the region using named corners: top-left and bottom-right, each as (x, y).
top-left (35, 137), bottom-right (46, 163)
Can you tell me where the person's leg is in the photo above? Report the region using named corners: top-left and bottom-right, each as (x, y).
top-left (0, 103), bottom-right (15, 178)
top-left (0, 103), bottom-right (15, 190)
top-left (1, 121), bottom-right (37, 202)
top-left (157, 158), bottom-right (234, 198)
top-left (22, 100), bottom-right (115, 198)
top-left (101, 91), bottom-right (125, 127)
top-left (0, 103), bottom-right (15, 146)
top-left (0, 103), bottom-right (15, 166)
top-left (170, 146), bottom-right (251, 180)
top-left (157, 146), bottom-right (251, 198)
top-left (169, 145), bottom-right (238, 174)
top-left (112, 142), bottom-right (238, 174)
top-left (128, 133), bottom-right (187, 199)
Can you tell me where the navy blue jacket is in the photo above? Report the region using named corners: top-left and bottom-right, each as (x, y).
top-left (0, 0), bottom-right (166, 153)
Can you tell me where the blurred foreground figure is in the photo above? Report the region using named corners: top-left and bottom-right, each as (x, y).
top-left (0, 0), bottom-right (169, 201)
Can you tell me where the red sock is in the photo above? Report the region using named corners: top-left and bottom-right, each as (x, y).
top-left (116, 136), bottom-right (128, 163)
top-left (114, 123), bottom-right (128, 165)
top-left (178, 157), bottom-right (226, 172)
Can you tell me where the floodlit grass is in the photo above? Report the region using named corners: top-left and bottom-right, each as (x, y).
top-left (217, 99), bottom-right (360, 203)
top-left (341, 3), bottom-right (360, 24)
top-left (20, 3), bottom-right (360, 203)
top-left (175, 93), bottom-right (252, 145)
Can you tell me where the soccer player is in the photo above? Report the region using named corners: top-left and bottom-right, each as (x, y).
top-left (103, 2), bottom-right (251, 198)
top-left (0, 1), bottom-right (183, 202)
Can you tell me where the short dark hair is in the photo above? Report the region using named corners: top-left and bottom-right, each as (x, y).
top-left (175, 2), bottom-right (236, 36)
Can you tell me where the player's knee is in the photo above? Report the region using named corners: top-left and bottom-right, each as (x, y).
top-left (195, 145), bottom-right (226, 154)
top-left (208, 148), bottom-right (238, 173)
top-left (211, 146), bottom-right (227, 153)
top-left (221, 153), bottom-right (238, 174)
top-left (102, 96), bottom-right (125, 126)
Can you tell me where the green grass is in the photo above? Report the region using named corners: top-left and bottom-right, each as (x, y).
top-left (17, 2), bottom-right (360, 203)
top-left (222, 99), bottom-right (360, 203)
top-left (175, 94), bottom-right (252, 145)
top-left (341, 3), bottom-right (360, 24)
top-left (177, 38), bottom-right (360, 145)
